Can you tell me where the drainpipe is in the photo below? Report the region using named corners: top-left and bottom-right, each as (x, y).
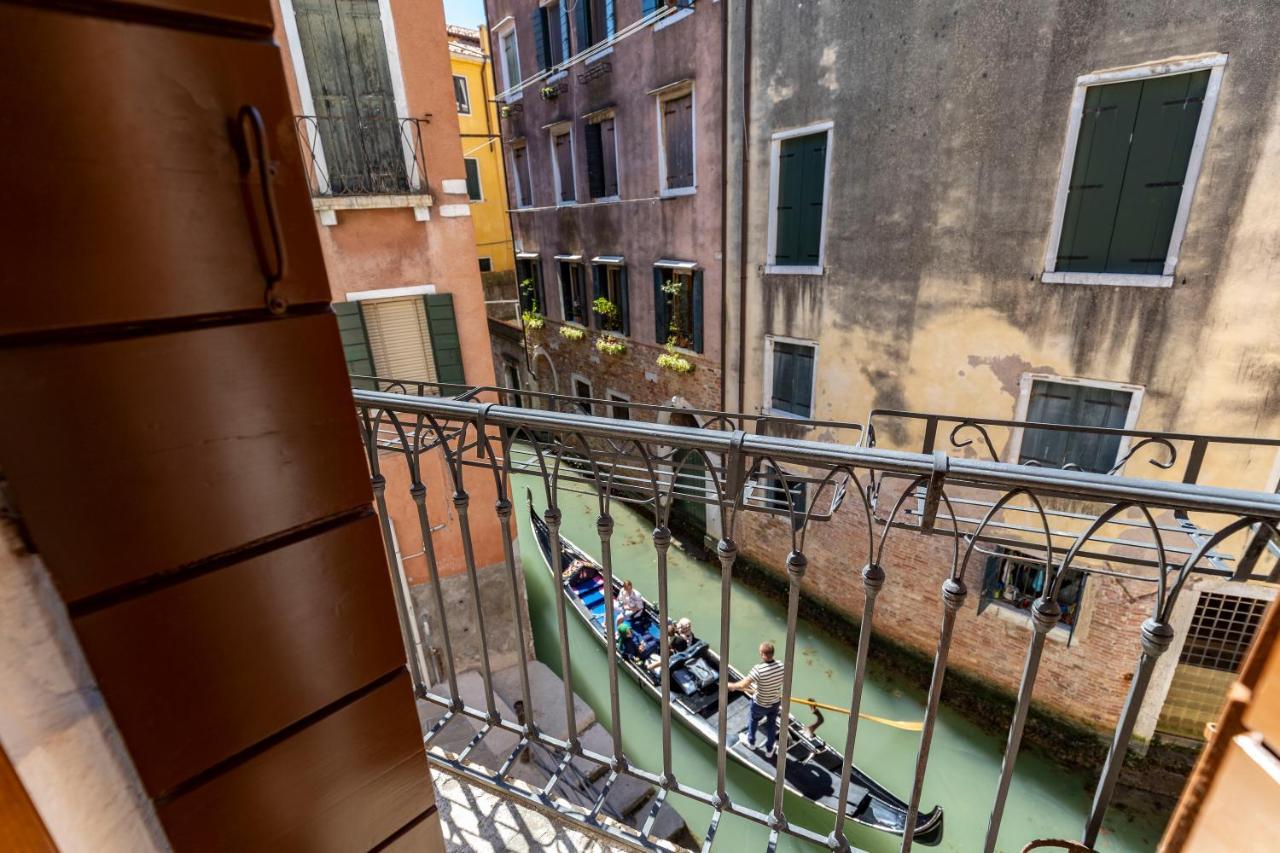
top-left (735, 0), bottom-right (753, 414)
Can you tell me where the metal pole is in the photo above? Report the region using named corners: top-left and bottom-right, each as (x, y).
top-left (901, 578), bottom-right (966, 852)
top-left (598, 513), bottom-right (627, 768)
top-left (545, 506), bottom-right (580, 747)
top-left (654, 525), bottom-right (676, 786)
top-left (455, 490), bottom-right (498, 721)
top-left (372, 474), bottom-right (428, 693)
top-left (496, 497), bottom-right (536, 734)
top-left (410, 483), bottom-right (460, 704)
top-left (714, 537), bottom-right (737, 808)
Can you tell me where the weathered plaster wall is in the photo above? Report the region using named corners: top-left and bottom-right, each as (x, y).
top-left (487, 0), bottom-right (725, 412)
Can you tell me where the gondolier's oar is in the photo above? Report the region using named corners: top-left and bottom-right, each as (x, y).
top-left (800, 698), bottom-right (923, 732)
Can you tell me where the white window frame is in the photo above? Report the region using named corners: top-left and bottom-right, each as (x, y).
top-left (549, 123), bottom-right (577, 206)
top-left (462, 157), bottom-right (484, 202)
top-left (1008, 373), bottom-right (1145, 472)
top-left (497, 23), bottom-right (522, 102)
top-left (510, 141), bottom-right (532, 208)
top-left (762, 334), bottom-right (818, 420)
top-left (453, 74), bottom-right (471, 115)
top-left (554, 253), bottom-right (586, 325)
top-left (606, 389), bottom-right (630, 419)
top-left (655, 81), bottom-right (696, 198)
top-left (570, 373), bottom-right (595, 415)
top-left (764, 121), bottom-right (834, 276)
top-left (1041, 54), bottom-right (1227, 289)
top-left (585, 109), bottom-right (622, 203)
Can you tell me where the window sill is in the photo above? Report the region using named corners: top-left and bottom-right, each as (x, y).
top-left (545, 70), bottom-right (568, 84)
top-left (502, 93), bottom-right (524, 103)
top-left (764, 408), bottom-right (812, 421)
top-left (586, 47), bottom-right (614, 64)
top-left (653, 6), bottom-right (694, 31)
top-left (1041, 271), bottom-right (1173, 288)
top-left (983, 599), bottom-right (1075, 645)
top-left (660, 186), bottom-right (696, 198)
top-left (764, 264), bottom-right (824, 276)
top-left (589, 195), bottom-right (621, 204)
top-left (556, 200), bottom-right (578, 208)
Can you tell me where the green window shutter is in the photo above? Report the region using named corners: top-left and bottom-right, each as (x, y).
top-left (653, 268), bottom-right (669, 344)
top-left (774, 132), bottom-right (827, 266)
top-left (1020, 381), bottom-right (1131, 473)
top-left (1056, 81), bottom-right (1143, 272)
top-left (691, 270), bottom-right (704, 353)
top-left (423, 294), bottom-right (465, 387)
top-left (464, 159), bottom-right (482, 200)
top-left (1106, 70), bottom-right (1209, 274)
top-left (591, 264), bottom-right (604, 329)
top-left (559, 1), bottom-right (572, 61)
top-left (531, 8), bottom-right (548, 71)
top-left (573, 0), bottom-right (591, 51)
top-left (585, 124), bottom-right (606, 199)
top-left (618, 266), bottom-right (630, 336)
top-left (771, 341), bottom-right (813, 417)
top-left (332, 302), bottom-right (375, 391)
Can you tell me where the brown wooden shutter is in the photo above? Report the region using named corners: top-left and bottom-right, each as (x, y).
top-left (585, 123), bottom-right (606, 199)
top-left (663, 93), bottom-right (693, 189)
top-left (601, 117), bottom-right (619, 196)
top-left (555, 132), bottom-right (576, 201)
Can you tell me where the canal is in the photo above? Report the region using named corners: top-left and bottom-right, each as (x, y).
top-left (513, 471), bottom-right (1168, 851)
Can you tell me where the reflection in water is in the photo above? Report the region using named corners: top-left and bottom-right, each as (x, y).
top-left (514, 472), bottom-right (1167, 852)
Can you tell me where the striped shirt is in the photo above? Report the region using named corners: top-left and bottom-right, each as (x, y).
top-left (747, 660), bottom-right (785, 707)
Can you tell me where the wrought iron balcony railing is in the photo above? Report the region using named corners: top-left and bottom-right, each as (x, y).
top-left (294, 114), bottom-right (429, 197)
top-left (351, 380), bottom-right (1280, 851)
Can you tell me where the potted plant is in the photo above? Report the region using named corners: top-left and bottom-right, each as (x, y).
top-left (656, 340), bottom-right (694, 374)
top-left (518, 278), bottom-right (544, 330)
top-left (592, 296), bottom-right (620, 329)
top-left (596, 334), bottom-right (627, 356)
top-left (558, 325), bottom-right (586, 342)
top-left (539, 85), bottom-right (560, 100)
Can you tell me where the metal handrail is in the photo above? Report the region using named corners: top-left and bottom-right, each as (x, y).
top-left (352, 385), bottom-right (1280, 852)
top-left (295, 114), bottom-right (430, 197)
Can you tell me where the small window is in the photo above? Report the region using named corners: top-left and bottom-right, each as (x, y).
top-left (532, 1), bottom-right (564, 71)
top-left (608, 393), bottom-right (630, 420)
top-left (573, 376), bottom-right (594, 415)
top-left (658, 88), bottom-right (695, 194)
top-left (653, 266), bottom-right (701, 352)
top-left (767, 338), bottom-right (815, 418)
top-left (585, 116), bottom-right (619, 200)
top-left (463, 158), bottom-right (482, 201)
top-left (502, 358), bottom-right (524, 408)
top-left (564, 0), bottom-right (613, 54)
top-left (511, 143), bottom-right (533, 208)
top-left (979, 548), bottom-right (1087, 642)
top-left (453, 75), bottom-right (471, 114)
top-left (1046, 62), bottom-right (1223, 284)
top-left (559, 260), bottom-right (588, 324)
top-left (551, 127), bottom-right (576, 204)
top-left (516, 256), bottom-right (545, 316)
top-left (498, 27), bottom-right (521, 99)
top-left (769, 128), bottom-right (830, 271)
top-left (1017, 378), bottom-right (1137, 474)
top-left (478, 257), bottom-right (492, 273)
top-left (591, 261), bottom-right (628, 334)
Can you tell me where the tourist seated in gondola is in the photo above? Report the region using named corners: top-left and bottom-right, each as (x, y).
top-left (671, 617), bottom-right (696, 653)
top-left (615, 579), bottom-right (648, 628)
top-left (617, 622), bottom-right (660, 673)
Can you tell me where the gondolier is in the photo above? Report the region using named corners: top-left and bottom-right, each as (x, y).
top-left (729, 641), bottom-right (785, 757)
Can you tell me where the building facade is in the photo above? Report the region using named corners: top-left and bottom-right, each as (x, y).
top-left (483, 0), bottom-right (725, 500)
top-left (271, 0), bottom-right (530, 681)
top-left (723, 0), bottom-right (1280, 744)
top-left (449, 25), bottom-right (519, 316)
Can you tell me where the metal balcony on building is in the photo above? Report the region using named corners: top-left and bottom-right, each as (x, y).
top-left (352, 378), bottom-right (1280, 852)
top-left (294, 115), bottom-right (432, 224)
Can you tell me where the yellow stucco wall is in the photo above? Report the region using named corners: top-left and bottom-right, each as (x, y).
top-left (451, 30), bottom-right (514, 276)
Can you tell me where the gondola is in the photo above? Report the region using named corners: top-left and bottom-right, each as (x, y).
top-left (527, 494), bottom-right (944, 845)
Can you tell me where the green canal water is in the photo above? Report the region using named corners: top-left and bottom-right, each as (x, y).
top-left (513, 472), bottom-right (1167, 852)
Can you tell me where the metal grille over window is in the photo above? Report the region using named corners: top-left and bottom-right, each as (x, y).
top-left (1157, 592), bottom-right (1270, 740)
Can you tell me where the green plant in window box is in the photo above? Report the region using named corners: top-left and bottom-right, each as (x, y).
top-left (657, 340), bottom-right (694, 374)
top-left (521, 310), bottom-right (544, 330)
top-left (558, 324), bottom-right (586, 342)
top-left (596, 334), bottom-right (627, 356)
top-left (592, 296), bottom-right (619, 324)
top-left (539, 85), bottom-right (560, 100)
top-left (500, 104), bottom-right (513, 118)
top-left (519, 278), bottom-right (543, 329)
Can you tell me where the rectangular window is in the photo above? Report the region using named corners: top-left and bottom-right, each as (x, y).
top-left (511, 143), bottom-right (532, 207)
top-left (498, 27), bottom-right (521, 99)
top-left (1045, 58), bottom-right (1225, 286)
top-left (769, 127), bottom-right (831, 271)
top-left (1017, 377), bottom-right (1137, 474)
top-left (653, 265), bottom-right (701, 352)
top-left (591, 260), bottom-right (628, 334)
top-left (573, 376), bottom-right (594, 415)
top-left (463, 158), bottom-right (482, 201)
top-left (559, 259), bottom-right (588, 324)
top-left (516, 256), bottom-right (545, 316)
top-left (453, 74), bottom-right (471, 114)
top-left (551, 126), bottom-right (576, 204)
top-left (979, 548), bottom-right (1087, 642)
top-left (658, 88), bottom-right (695, 194)
top-left (478, 257), bottom-right (492, 273)
top-left (568, 0), bottom-right (611, 52)
top-left (767, 338), bottom-right (816, 418)
top-left (532, 2), bottom-right (564, 71)
top-left (502, 358), bottom-right (524, 408)
top-left (585, 117), bottom-right (619, 200)
top-left (608, 392), bottom-right (630, 420)
top-left (755, 465), bottom-right (807, 529)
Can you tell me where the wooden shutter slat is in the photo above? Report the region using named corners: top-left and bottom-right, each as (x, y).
top-left (531, 7), bottom-right (548, 71)
top-left (653, 268), bottom-right (669, 344)
top-left (558, 1), bottom-right (572, 62)
top-left (691, 270), bottom-right (704, 353)
top-left (555, 132), bottom-right (575, 201)
top-left (585, 123), bottom-right (606, 199)
top-left (602, 118), bottom-right (618, 196)
top-left (423, 294), bottom-right (465, 385)
top-left (798, 135), bottom-right (828, 263)
top-left (573, 0), bottom-right (591, 51)
top-left (332, 302), bottom-right (375, 390)
top-left (618, 265), bottom-right (630, 336)
top-left (464, 158), bottom-right (481, 200)
top-left (1106, 70), bottom-right (1209, 274)
top-left (604, 0), bottom-right (616, 38)
top-left (774, 137), bottom-right (804, 263)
